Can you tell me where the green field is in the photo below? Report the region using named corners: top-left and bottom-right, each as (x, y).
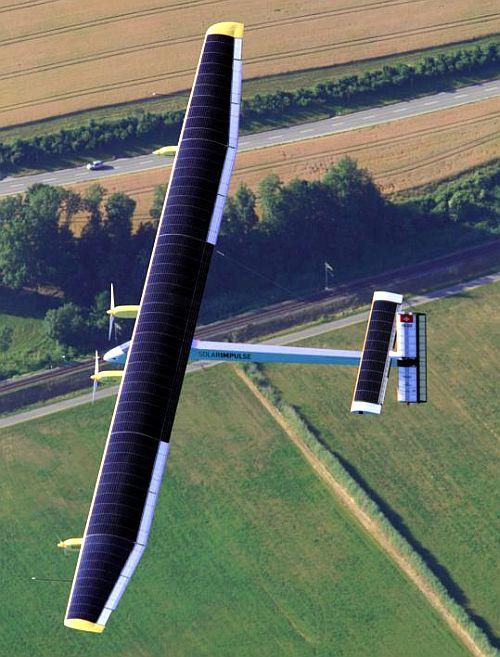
top-left (263, 281), bottom-right (500, 638)
top-left (0, 366), bottom-right (468, 656)
top-left (0, 288), bottom-right (60, 380)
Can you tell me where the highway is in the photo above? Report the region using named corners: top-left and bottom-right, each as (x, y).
top-left (0, 79), bottom-right (498, 197)
top-left (1, 270), bottom-right (498, 430)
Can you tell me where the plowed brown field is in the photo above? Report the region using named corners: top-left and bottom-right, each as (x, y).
top-left (0, 0), bottom-right (498, 127)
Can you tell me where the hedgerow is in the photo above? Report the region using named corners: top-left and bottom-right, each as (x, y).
top-left (242, 362), bottom-right (498, 657)
top-left (0, 43), bottom-right (497, 172)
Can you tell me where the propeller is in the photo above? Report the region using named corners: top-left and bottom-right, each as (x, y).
top-left (108, 283), bottom-right (115, 342)
top-left (92, 350), bottom-right (99, 403)
top-left (57, 536), bottom-right (70, 557)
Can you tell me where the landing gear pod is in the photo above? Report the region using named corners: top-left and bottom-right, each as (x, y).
top-left (351, 291), bottom-right (403, 415)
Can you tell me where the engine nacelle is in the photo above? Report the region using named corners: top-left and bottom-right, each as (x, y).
top-left (153, 145), bottom-right (178, 157)
top-left (58, 538), bottom-right (82, 551)
top-left (90, 370), bottom-right (124, 383)
top-left (107, 305), bottom-right (139, 319)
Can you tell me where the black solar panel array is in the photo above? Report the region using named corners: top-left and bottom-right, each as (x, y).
top-left (66, 30), bottom-right (241, 628)
top-left (417, 314), bottom-right (428, 403)
top-left (352, 298), bottom-right (399, 411)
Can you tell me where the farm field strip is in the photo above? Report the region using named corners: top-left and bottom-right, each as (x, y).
top-left (0, 0), bottom-right (490, 84)
top-left (228, 97), bottom-right (500, 196)
top-left (0, 0), bottom-right (427, 69)
top-left (0, 0), bottom-right (497, 125)
top-left (233, 108), bottom-right (500, 172)
top-left (58, 96), bottom-right (500, 228)
top-left (1, 12), bottom-right (498, 117)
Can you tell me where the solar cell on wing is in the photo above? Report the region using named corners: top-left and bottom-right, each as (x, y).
top-left (66, 26), bottom-right (243, 632)
top-left (351, 294), bottom-right (401, 414)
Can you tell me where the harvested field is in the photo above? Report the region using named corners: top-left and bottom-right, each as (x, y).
top-left (229, 98), bottom-right (500, 196)
top-left (0, 0), bottom-right (498, 126)
top-left (66, 97), bottom-right (500, 231)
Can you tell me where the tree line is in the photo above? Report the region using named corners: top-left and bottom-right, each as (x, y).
top-left (0, 183), bottom-right (155, 351)
top-left (0, 42), bottom-right (497, 173)
top-left (0, 157), bottom-right (497, 353)
top-left (242, 43), bottom-right (499, 119)
top-left (408, 160), bottom-right (500, 226)
top-left (200, 158), bottom-right (500, 320)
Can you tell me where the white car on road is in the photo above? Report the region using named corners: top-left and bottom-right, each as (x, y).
top-left (86, 160), bottom-right (105, 171)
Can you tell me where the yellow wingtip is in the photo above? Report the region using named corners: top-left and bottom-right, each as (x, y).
top-left (64, 618), bottom-right (105, 634)
top-left (207, 22), bottom-right (244, 38)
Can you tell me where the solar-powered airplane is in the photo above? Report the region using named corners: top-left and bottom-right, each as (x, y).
top-left (99, 286), bottom-right (427, 413)
top-left (63, 22), bottom-right (427, 634)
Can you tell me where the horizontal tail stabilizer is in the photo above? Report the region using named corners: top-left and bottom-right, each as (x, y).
top-left (351, 291), bottom-right (403, 415)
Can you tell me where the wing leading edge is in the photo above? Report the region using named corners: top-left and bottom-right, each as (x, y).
top-left (64, 21), bottom-right (244, 633)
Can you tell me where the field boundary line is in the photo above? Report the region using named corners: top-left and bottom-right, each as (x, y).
top-left (233, 366), bottom-right (494, 657)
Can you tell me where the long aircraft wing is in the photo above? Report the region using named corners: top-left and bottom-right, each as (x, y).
top-left (64, 21), bottom-right (244, 633)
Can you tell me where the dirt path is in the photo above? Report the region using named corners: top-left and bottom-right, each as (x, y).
top-left (234, 367), bottom-right (489, 657)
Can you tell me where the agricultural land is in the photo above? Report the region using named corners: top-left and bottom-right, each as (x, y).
top-left (0, 0), bottom-right (498, 127)
top-left (0, 351), bottom-right (472, 657)
top-left (65, 97), bottom-right (500, 228)
top-left (1, 272), bottom-right (499, 655)
top-left (262, 280), bottom-right (500, 637)
top-left (0, 2), bottom-right (498, 654)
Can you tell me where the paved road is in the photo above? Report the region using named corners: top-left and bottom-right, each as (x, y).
top-left (1, 79), bottom-right (498, 197)
top-left (1, 270), bottom-right (498, 430)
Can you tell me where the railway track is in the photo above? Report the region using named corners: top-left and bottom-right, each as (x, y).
top-left (0, 359), bottom-right (93, 394)
top-left (196, 239), bottom-right (500, 338)
top-left (1, 238), bottom-right (498, 398)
